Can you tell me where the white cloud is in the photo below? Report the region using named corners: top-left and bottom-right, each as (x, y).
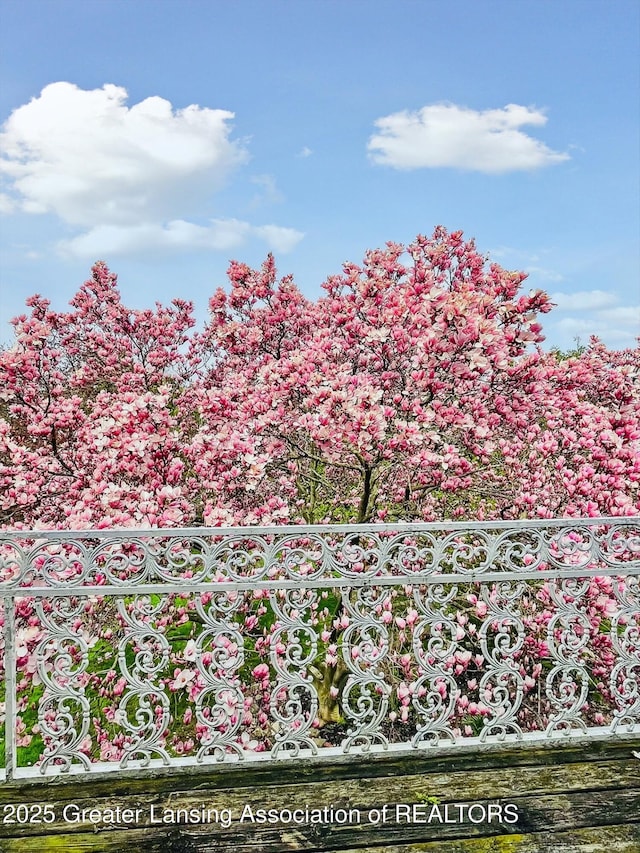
top-left (253, 224), bottom-right (304, 253)
top-left (297, 146), bottom-right (313, 158)
top-left (59, 218), bottom-right (303, 257)
top-left (550, 289), bottom-right (619, 311)
top-left (0, 82), bottom-right (304, 256)
top-left (368, 103), bottom-right (569, 173)
top-left (553, 315), bottom-right (638, 345)
top-left (58, 219), bottom-right (248, 257)
top-left (598, 305), bottom-right (640, 328)
top-left (545, 291), bottom-right (640, 350)
top-left (249, 174), bottom-right (283, 207)
top-left (525, 266), bottom-right (564, 283)
top-left (0, 193), bottom-right (16, 214)
top-left (0, 82), bottom-right (247, 225)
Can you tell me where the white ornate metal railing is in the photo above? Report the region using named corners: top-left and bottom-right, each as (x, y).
top-left (0, 518), bottom-right (638, 780)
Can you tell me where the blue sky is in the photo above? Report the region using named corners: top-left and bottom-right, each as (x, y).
top-left (1, 0), bottom-right (638, 350)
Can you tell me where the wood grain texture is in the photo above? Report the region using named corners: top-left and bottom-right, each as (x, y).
top-left (1, 738), bottom-right (638, 852)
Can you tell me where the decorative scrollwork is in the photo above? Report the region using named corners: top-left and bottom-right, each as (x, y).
top-left (35, 597), bottom-right (91, 772)
top-left (411, 584), bottom-right (459, 746)
top-left (340, 586), bottom-right (391, 752)
top-left (0, 519), bottom-right (638, 778)
top-left (544, 578), bottom-right (592, 734)
top-left (194, 590), bottom-right (245, 761)
top-left (116, 595), bottom-right (170, 767)
top-left (93, 538), bottom-right (150, 585)
top-left (210, 536), bottom-right (270, 582)
top-left (477, 581), bottom-right (526, 741)
top-left (269, 588), bottom-right (319, 756)
top-left (610, 575), bottom-right (640, 731)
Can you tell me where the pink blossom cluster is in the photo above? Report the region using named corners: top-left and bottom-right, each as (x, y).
top-left (1, 227), bottom-right (637, 530)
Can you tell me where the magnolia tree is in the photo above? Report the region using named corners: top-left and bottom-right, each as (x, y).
top-left (1, 227), bottom-right (638, 760)
top-left (2, 226), bottom-right (638, 529)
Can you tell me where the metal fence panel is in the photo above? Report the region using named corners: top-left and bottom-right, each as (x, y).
top-left (1, 518), bottom-right (638, 780)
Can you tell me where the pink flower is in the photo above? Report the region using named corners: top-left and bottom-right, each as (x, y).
top-left (252, 664), bottom-right (270, 680)
top-left (172, 669), bottom-right (195, 690)
top-left (183, 640), bottom-right (197, 661)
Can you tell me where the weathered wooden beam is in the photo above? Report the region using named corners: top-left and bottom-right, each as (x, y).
top-left (0, 740), bottom-right (638, 851)
top-left (2, 735), bottom-right (638, 802)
